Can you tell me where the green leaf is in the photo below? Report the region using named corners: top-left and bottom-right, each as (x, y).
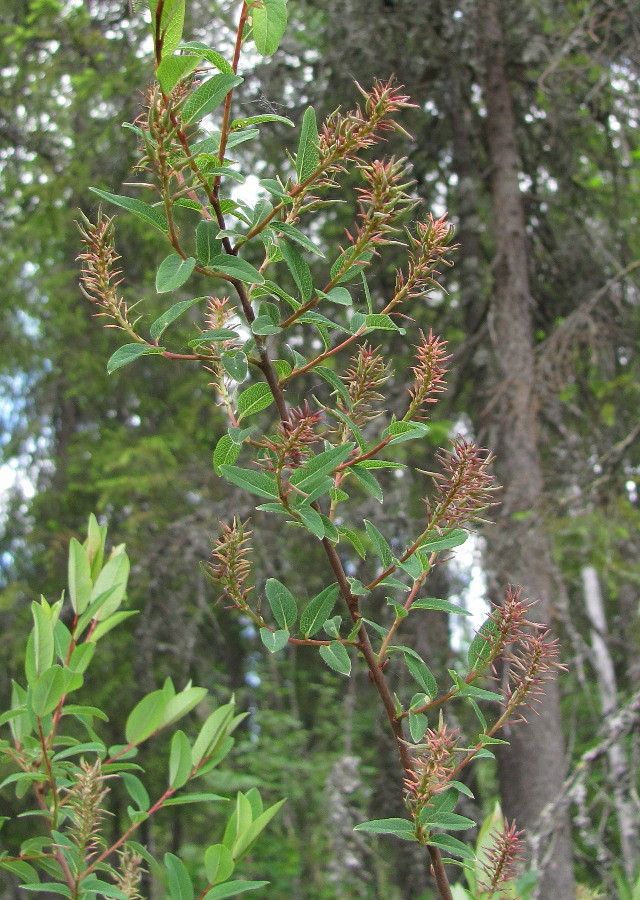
top-left (279, 239), bottom-right (313, 302)
top-left (364, 313), bottom-right (405, 333)
top-left (91, 549), bottom-right (130, 621)
top-left (204, 882), bottom-right (269, 899)
top-left (208, 254), bottom-right (265, 285)
top-left (125, 690), bottom-right (167, 745)
top-left (68, 538), bottom-right (92, 615)
top-left (179, 42), bottom-right (234, 73)
top-left (191, 702), bottom-right (235, 766)
top-left (219, 465), bottom-right (280, 500)
top-left (296, 106), bottom-right (319, 183)
top-left (259, 628), bottom-right (289, 653)
top-left (58, 706), bottom-right (106, 727)
top-left (31, 665), bottom-right (66, 717)
top-left (405, 655), bottom-right (437, 698)
top-left (89, 188), bottom-right (168, 233)
top-left (419, 529), bottom-right (469, 554)
top-left (213, 434), bottom-right (241, 476)
top-left (319, 642), bottom-right (351, 676)
top-left (251, 315), bottom-right (281, 336)
top-left (427, 834), bottom-right (476, 862)
top-left (264, 578), bottom-right (297, 630)
top-left (122, 773), bottom-right (150, 812)
top-left (408, 709), bottom-right (427, 743)
top-left (162, 686), bottom-right (208, 729)
top-left (165, 852), bottom-right (194, 900)
top-left (31, 600), bottom-right (54, 676)
top-left (21, 886), bottom-right (73, 897)
top-left (296, 503), bottom-right (325, 538)
top-left (182, 74), bottom-right (243, 124)
top-left (251, 0), bottom-right (288, 56)
top-left (195, 220), bottom-right (223, 266)
top-left (350, 465), bottom-right (383, 502)
top-left (364, 520), bottom-right (394, 568)
top-left (157, 0), bottom-right (185, 58)
top-left (156, 254), bottom-right (196, 293)
top-left (468, 617), bottom-right (500, 671)
top-left (319, 286), bottom-right (351, 305)
top-left (162, 792), bottom-right (227, 808)
top-left (236, 383), bottom-right (274, 419)
top-left (188, 328), bottom-right (239, 346)
top-left (204, 843), bottom-right (235, 885)
top-left (458, 685), bottom-right (502, 703)
top-left (314, 366), bottom-right (351, 404)
top-left (421, 809), bottom-right (476, 831)
top-left (0, 861), bottom-right (40, 885)
top-left (354, 818), bottom-right (416, 841)
top-left (383, 420), bottom-right (430, 445)
top-left (337, 526), bottom-right (366, 559)
top-left (259, 179), bottom-right (291, 200)
top-left (300, 584), bottom-right (339, 637)
top-left (88, 610), bottom-right (137, 642)
top-left (232, 797), bottom-right (286, 858)
top-left (156, 52), bottom-right (201, 93)
top-left (273, 222), bottom-right (324, 257)
top-left (150, 297), bottom-right (203, 340)
top-left (290, 444), bottom-right (354, 490)
top-left (107, 344), bottom-right (164, 374)
top-left (412, 598), bottom-right (472, 616)
top-left (77, 879), bottom-right (128, 899)
top-left (222, 350), bottom-right (248, 381)
top-left (230, 114), bottom-right (294, 130)
top-left (169, 730), bottom-right (193, 789)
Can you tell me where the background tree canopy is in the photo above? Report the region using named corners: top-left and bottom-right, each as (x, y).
top-left (1, 0), bottom-right (639, 897)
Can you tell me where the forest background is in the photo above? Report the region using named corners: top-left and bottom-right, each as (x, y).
top-left (0, 0), bottom-right (639, 897)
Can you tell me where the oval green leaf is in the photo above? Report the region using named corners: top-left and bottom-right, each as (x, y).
top-left (208, 254), bottom-right (265, 285)
top-left (236, 383), bottom-right (274, 419)
top-left (125, 689), bottom-right (167, 745)
top-left (31, 665), bottom-right (66, 717)
top-left (156, 254), bottom-right (196, 294)
top-left (259, 628), bottom-right (289, 653)
top-left (89, 188), bottom-right (168, 233)
top-left (182, 73), bottom-right (243, 124)
top-left (251, 0), bottom-right (288, 56)
top-left (264, 578), bottom-right (297, 630)
top-left (319, 641), bottom-right (351, 676)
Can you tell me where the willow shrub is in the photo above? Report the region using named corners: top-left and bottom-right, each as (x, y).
top-left (0, 2), bottom-right (563, 897)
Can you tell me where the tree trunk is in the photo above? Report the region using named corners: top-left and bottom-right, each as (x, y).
top-left (582, 565), bottom-right (639, 879)
top-left (475, 2), bottom-right (574, 895)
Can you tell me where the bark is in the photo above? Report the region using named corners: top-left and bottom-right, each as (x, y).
top-left (475, 2), bottom-right (574, 896)
top-left (582, 565), bottom-right (639, 879)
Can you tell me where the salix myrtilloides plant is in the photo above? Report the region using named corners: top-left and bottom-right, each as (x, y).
top-left (73, 1), bottom-right (564, 896)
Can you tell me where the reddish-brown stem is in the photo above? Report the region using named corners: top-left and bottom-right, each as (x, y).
top-left (215, 2), bottom-right (249, 194)
top-left (78, 784), bottom-right (176, 878)
top-left (428, 847), bottom-right (454, 900)
top-left (335, 434), bottom-right (393, 471)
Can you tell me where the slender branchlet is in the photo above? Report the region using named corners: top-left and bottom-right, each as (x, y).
top-left (318, 78), bottom-right (416, 170)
